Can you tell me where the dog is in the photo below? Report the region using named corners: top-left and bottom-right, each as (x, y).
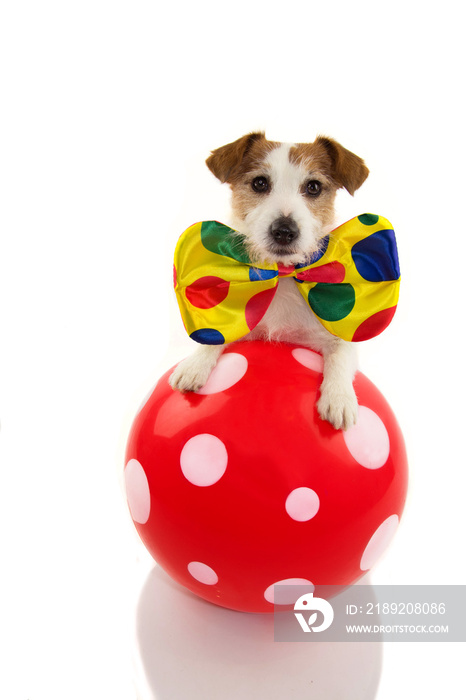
top-left (169, 132), bottom-right (369, 430)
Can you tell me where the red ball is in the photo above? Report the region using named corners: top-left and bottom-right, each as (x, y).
top-left (124, 341), bottom-right (408, 613)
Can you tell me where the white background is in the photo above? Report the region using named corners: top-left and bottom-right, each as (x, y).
top-left (1, 1), bottom-right (465, 698)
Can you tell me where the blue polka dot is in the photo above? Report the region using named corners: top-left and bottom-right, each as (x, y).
top-left (249, 267), bottom-right (278, 281)
top-left (351, 229), bottom-right (400, 282)
top-left (296, 235), bottom-right (329, 268)
top-left (190, 328), bottom-right (225, 345)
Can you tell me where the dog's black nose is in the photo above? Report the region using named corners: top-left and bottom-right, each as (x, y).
top-left (270, 217), bottom-right (299, 245)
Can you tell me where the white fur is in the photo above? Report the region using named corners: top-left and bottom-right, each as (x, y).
top-left (232, 144), bottom-right (334, 267)
top-left (170, 141), bottom-right (359, 430)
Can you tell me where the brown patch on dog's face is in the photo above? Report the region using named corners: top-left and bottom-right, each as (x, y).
top-left (291, 137), bottom-right (369, 196)
top-left (228, 148), bottom-right (284, 225)
top-left (206, 132), bottom-right (279, 185)
top-left (206, 133), bottom-right (282, 227)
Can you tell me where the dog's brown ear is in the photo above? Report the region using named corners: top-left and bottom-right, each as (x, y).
top-left (315, 136), bottom-right (369, 195)
top-left (206, 132), bottom-right (266, 184)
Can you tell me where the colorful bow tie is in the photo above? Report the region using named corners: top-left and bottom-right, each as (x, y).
top-left (173, 214), bottom-right (400, 345)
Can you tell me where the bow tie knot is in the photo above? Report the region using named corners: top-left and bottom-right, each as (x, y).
top-left (174, 215), bottom-right (400, 345)
top-left (277, 264), bottom-right (296, 277)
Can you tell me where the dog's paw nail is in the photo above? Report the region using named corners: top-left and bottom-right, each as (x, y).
top-left (169, 360), bottom-right (211, 394)
top-left (317, 390), bottom-right (358, 431)
top-left (169, 372), bottom-right (197, 393)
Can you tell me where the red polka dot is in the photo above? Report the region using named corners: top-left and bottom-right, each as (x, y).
top-left (185, 276), bottom-right (230, 309)
top-left (245, 288), bottom-right (276, 330)
top-left (297, 262), bottom-right (345, 283)
top-left (352, 306), bottom-right (397, 341)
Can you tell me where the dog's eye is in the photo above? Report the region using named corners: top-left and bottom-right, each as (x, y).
top-left (306, 180), bottom-right (322, 196)
top-left (252, 176), bottom-right (269, 193)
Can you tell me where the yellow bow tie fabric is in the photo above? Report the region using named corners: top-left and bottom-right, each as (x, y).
top-left (173, 214), bottom-right (400, 345)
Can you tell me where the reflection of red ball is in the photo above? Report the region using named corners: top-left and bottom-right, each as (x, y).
top-left (124, 341), bottom-right (408, 613)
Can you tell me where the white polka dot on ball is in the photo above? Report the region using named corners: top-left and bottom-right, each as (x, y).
top-left (291, 347), bottom-right (324, 373)
top-left (360, 514), bottom-right (399, 571)
top-left (187, 561), bottom-right (219, 585)
top-left (264, 578), bottom-right (314, 605)
top-left (286, 487), bottom-right (320, 521)
top-left (124, 459), bottom-right (151, 524)
top-left (343, 406), bottom-right (390, 469)
top-left (197, 353), bottom-right (248, 394)
top-left (180, 434), bottom-right (228, 486)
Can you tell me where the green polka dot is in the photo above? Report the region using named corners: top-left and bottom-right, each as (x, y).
top-left (308, 283), bottom-right (356, 322)
top-left (358, 214), bottom-right (379, 226)
top-left (201, 221), bottom-right (250, 264)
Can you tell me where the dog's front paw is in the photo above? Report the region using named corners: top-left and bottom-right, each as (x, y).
top-left (317, 385), bottom-right (358, 431)
top-left (169, 356), bottom-right (213, 393)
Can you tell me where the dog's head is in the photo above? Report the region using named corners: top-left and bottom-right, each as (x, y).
top-left (206, 132), bottom-right (369, 266)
